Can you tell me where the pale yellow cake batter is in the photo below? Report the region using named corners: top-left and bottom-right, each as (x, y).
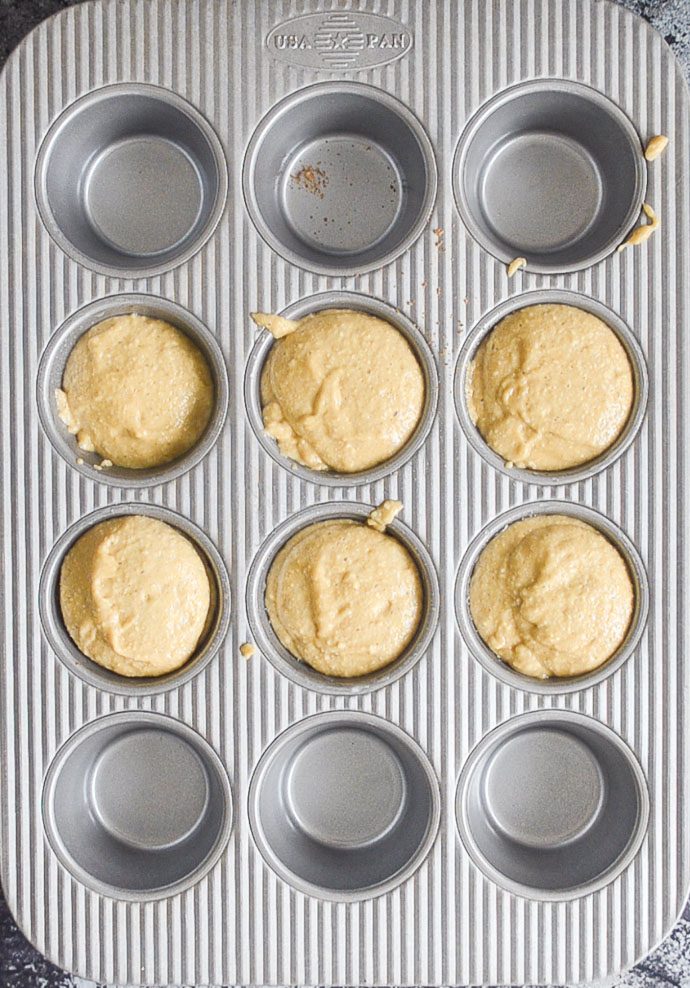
top-left (57, 314), bottom-right (214, 469)
top-left (468, 304), bottom-right (634, 471)
top-left (265, 518), bottom-right (423, 677)
top-left (60, 515), bottom-right (212, 678)
top-left (253, 308), bottom-right (425, 473)
top-left (469, 514), bottom-right (634, 679)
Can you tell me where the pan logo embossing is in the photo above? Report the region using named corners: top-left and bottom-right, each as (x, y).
top-left (266, 12), bottom-right (413, 70)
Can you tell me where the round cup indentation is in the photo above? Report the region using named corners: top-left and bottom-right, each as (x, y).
top-left (483, 730), bottom-right (604, 848)
top-left (452, 80), bottom-right (645, 273)
top-left (244, 291), bottom-right (439, 487)
top-left (286, 728), bottom-right (406, 848)
top-left (455, 501), bottom-right (649, 695)
top-left (246, 502), bottom-right (440, 695)
top-left (456, 710), bottom-right (649, 900)
top-left (43, 711), bottom-right (232, 900)
top-left (454, 290), bottom-right (649, 487)
top-left (39, 503), bottom-right (230, 695)
top-left (249, 711), bottom-right (440, 901)
top-left (35, 83), bottom-right (228, 278)
top-left (243, 82), bottom-right (437, 276)
top-left (36, 294), bottom-right (229, 489)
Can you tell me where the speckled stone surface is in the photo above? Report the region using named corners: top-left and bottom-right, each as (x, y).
top-left (1, 0), bottom-right (689, 986)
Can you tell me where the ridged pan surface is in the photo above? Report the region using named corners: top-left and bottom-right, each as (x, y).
top-left (0, 0), bottom-right (688, 985)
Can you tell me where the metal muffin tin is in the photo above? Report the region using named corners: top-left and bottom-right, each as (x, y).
top-left (0, 0), bottom-right (688, 985)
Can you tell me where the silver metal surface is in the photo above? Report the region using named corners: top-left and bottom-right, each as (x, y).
top-left (243, 81), bottom-right (438, 276)
top-left (456, 709), bottom-right (649, 900)
top-left (452, 79), bottom-right (647, 274)
top-left (248, 710), bottom-right (441, 901)
top-left (35, 82), bottom-right (228, 279)
top-left (42, 710), bottom-right (233, 901)
top-left (0, 0), bottom-right (688, 985)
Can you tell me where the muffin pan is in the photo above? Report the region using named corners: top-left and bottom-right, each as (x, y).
top-left (1, 1), bottom-right (688, 986)
top-left (243, 82), bottom-right (437, 276)
top-left (35, 83), bottom-right (228, 278)
top-left (456, 710), bottom-right (649, 900)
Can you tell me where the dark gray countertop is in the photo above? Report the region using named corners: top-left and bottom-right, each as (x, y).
top-left (1, 0), bottom-right (689, 986)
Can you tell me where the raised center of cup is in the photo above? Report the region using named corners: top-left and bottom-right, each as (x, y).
top-left (481, 131), bottom-right (602, 252)
top-left (483, 727), bottom-right (604, 848)
top-left (285, 727), bottom-right (406, 848)
top-left (89, 728), bottom-right (210, 850)
top-left (84, 136), bottom-right (203, 256)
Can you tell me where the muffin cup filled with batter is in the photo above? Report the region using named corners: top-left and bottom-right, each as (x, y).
top-left (455, 502), bottom-right (648, 694)
top-left (37, 294), bottom-right (229, 488)
top-left (246, 502), bottom-right (440, 694)
top-left (39, 503), bottom-right (230, 695)
top-left (455, 291), bottom-right (648, 486)
top-left (245, 291), bottom-right (438, 486)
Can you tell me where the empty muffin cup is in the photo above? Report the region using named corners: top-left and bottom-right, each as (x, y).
top-left (36, 294), bottom-right (229, 488)
top-left (455, 501), bottom-right (649, 694)
top-left (456, 710), bottom-right (649, 900)
top-left (244, 291), bottom-right (439, 486)
top-left (249, 711), bottom-right (440, 900)
top-left (246, 502), bottom-right (440, 694)
top-left (39, 503), bottom-right (230, 695)
top-left (43, 711), bottom-right (232, 900)
top-left (35, 83), bottom-right (227, 278)
top-left (453, 80), bottom-right (645, 273)
top-left (454, 290), bottom-right (648, 486)
top-left (243, 82), bottom-right (437, 276)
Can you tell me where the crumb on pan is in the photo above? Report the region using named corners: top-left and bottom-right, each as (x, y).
top-left (250, 311), bottom-right (300, 339)
top-left (507, 256), bottom-right (527, 277)
top-left (644, 134), bottom-right (669, 161)
top-left (240, 642), bottom-right (256, 660)
top-left (617, 202), bottom-right (659, 252)
top-left (367, 499), bottom-right (403, 533)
